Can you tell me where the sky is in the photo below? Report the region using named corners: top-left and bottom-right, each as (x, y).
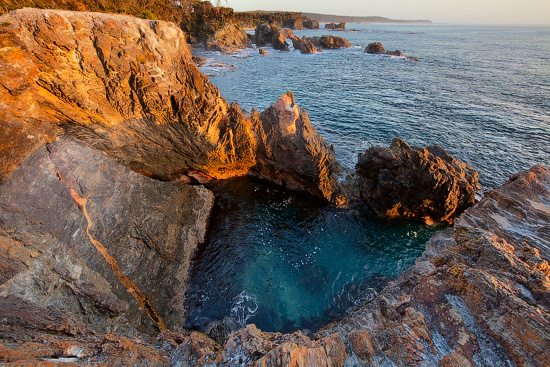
top-left (214, 0), bottom-right (550, 25)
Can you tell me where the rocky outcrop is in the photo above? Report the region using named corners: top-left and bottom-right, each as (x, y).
top-left (309, 35), bottom-right (352, 49)
top-left (172, 164), bottom-right (550, 366)
top-left (0, 8), bottom-right (342, 202)
top-left (254, 24), bottom-right (294, 51)
top-left (366, 42), bottom-right (419, 61)
top-left (251, 92), bottom-right (345, 204)
top-left (325, 22), bottom-right (346, 30)
top-left (355, 138), bottom-right (479, 223)
top-left (205, 23), bottom-right (252, 53)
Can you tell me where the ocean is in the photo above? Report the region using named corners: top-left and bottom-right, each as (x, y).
top-left (185, 24), bottom-right (550, 334)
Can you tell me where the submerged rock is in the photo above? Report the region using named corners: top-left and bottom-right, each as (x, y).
top-left (205, 23), bottom-right (252, 53)
top-left (355, 137), bottom-right (480, 223)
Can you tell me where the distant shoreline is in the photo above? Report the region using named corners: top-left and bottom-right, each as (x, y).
top-left (302, 12), bottom-right (432, 24)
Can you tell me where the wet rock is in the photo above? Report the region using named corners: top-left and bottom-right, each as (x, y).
top-left (205, 23), bottom-right (252, 53)
top-left (355, 137), bottom-right (480, 223)
top-left (259, 48), bottom-right (268, 55)
top-left (192, 55), bottom-right (208, 66)
top-left (366, 42), bottom-right (419, 60)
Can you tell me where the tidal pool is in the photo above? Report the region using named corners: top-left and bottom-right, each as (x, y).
top-left (185, 177), bottom-right (442, 333)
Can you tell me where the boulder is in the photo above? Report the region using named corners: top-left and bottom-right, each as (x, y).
top-left (205, 23), bottom-right (252, 52)
top-left (303, 19), bottom-right (320, 29)
top-left (258, 48), bottom-right (268, 55)
top-left (355, 138), bottom-right (479, 223)
top-left (365, 41), bottom-right (386, 54)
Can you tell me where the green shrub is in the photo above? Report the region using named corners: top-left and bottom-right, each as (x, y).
top-left (140, 10), bottom-right (156, 20)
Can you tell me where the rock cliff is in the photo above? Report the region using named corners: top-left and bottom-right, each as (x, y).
top-left (0, 8), bottom-right (342, 202)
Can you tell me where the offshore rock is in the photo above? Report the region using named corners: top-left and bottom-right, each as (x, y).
top-left (366, 42), bottom-right (419, 61)
top-left (365, 41), bottom-right (386, 54)
top-left (309, 35), bottom-right (352, 49)
top-left (0, 138), bottom-right (214, 334)
top-left (0, 8), bottom-right (342, 202)
top-left (325, 22), bottom-right (346, 30)
top-left (355, 138), bottom-right (480, 223)
top-left (177, 165), bottom-right (549, 366)
top-left (205, 23), bottom-right (252, 53)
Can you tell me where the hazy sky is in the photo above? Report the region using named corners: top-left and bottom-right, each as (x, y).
top-left (217, 0), bottom-right (550, 25)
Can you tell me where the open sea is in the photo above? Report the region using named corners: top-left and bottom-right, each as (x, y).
top-left (185, 24), bottom-right (550, 334)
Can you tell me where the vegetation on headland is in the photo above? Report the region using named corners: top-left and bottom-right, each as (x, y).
top-left (235, 11), bottom-right (319, 29)
top-left (303, 12), bottom-right (432, 24)
top-left (0, 0), bottom-right (237, 43)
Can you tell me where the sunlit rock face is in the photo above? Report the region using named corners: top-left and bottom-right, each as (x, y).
top-left (0, 8), bottom-right (343, 203)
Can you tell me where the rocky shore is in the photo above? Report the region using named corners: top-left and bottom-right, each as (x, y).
top-left (0, 7), bottom-right (548, 367)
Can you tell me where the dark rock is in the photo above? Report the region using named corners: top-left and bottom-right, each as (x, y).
top-left (258, 48), bottom-right (268, 55)
top-left (325, 22), bottom-right (346, 30)
top-left (254, 23), bottom-right (278, 46)
top-left (365, 42), bottom-right (386, 54)
top-left (205, 23), bottom-right (251, 53)
top-left (355, 137), bottom-right (479, 223)
top-left (192, 55), bottom-right (208, 66)
top-left (385, 49), bottom-right (403, 56)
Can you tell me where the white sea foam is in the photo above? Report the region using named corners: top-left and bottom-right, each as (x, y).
top-left (230, 291), bottom-right (259, 327)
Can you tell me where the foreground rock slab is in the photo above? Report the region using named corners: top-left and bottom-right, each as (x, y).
top-left (355, 137), bottom-right (480, 223)
top-left (0, 138), bottom-right (213, 334)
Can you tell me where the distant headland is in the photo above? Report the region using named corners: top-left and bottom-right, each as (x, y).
top-left (303, 12), bottom-right (432, 24)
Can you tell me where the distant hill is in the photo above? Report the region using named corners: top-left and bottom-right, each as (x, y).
top-left (303, 13), bottom-right (432, 24)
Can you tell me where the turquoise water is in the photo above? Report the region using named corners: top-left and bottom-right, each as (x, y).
top-left (185, 177), bottom-right (440, 333)
top-left (186, 24), bottom-right (550, 333)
